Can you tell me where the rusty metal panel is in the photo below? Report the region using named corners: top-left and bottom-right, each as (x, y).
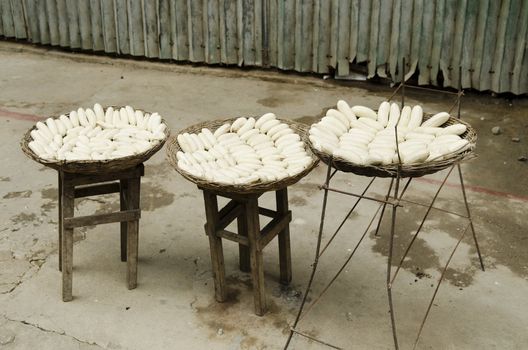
top-left (204, 0), bottom-right (221, 64)
top-left (89, 0), bottom-right (104, 51)
top-left (143, 0), bottom-right (159, 58)
top-left (277, 0), bottom-right (295, 70)
top-left (511, 0), bottom-right (528, 94)
top-left (128, 0), bottom-right (144, 56)
top-left (1, 0), bottom-right (15, 38)
top-left (10, 0), bottom-right (27, 39)
top-left (46, 0), bottom-right (59, 45)
top-left (56, 0), bottom-right (69, 47)
top-left (64, 0), bottom-right (80, 49)
top-left (158, 0), bottom-right (171, 59)
top-left (1, 0), bottom-right (526, 94)
top-left (169, 0), bottom-right (189, 61)
top-left (77, 0), bottom-right (92, 50)
top-left (100, 0), bottom-right (117, 53)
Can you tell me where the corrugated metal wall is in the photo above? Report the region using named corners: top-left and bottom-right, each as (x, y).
top-left (1, 0), bottom-right (527, 94)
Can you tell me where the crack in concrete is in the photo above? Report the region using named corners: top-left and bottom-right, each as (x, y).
top-left (190, 296), bottom-right (198, 312)
top-left (2, 220), bottom-right (93, 295)
top-left (1, 265), bottom-right (34, 295)
top-left (2, 280), bottom-right (23, 295)
top-left (1, 249), bottom-right (54, 295)
top-left (2, 315), bottom-right (106, 349)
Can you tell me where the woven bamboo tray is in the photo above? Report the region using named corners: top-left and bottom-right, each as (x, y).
top-left (308, 114), bottom-right (477, 178)
top-left (166, 118), bottom-right (319, 194)
top-left (21, 107), bottom-right (170, 174)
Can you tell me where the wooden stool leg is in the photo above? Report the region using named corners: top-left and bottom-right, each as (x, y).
top-left (246, 197), bottom-right (267, 316)
top-left (61, 176), bottom-right (74, 302)
top-left (58, 171), bottom-right (63, 271)
top-left (126, 177), bottom-right (140, 290)
top-left (276, 188), bottom-right (292, 285)
top-left (238, 212), bottom-right (250, 272)
top-left (120, 180), bottom-right (128, 262)
top-left (203, 191), bottom-right (227, 302)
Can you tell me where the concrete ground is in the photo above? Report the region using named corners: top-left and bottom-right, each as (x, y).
top-left (0, 41), bottom-right (527, 350)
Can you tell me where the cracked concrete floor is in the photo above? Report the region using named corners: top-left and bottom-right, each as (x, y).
top-left (0, 42), bottom-right (527, 349)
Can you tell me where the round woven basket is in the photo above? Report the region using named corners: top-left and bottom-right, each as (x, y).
top-left (308, 114), bottom-right (477, 178)
top-left (166, 118), bottom-right (319, 194)
top-left (20, 107), bottom-right (170, 174)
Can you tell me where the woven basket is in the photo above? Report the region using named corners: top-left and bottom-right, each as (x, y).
top-left (166, 118), bottom-right (319, 194)
top-left (20, 107), bottom-right (170, 174)
top-left (308, 114), bottom-right (477, 178)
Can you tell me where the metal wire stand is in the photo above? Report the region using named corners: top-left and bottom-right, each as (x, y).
top-left (284, 69), bottom-right (485, 350)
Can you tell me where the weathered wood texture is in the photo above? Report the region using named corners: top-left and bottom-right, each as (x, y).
top-left (120, 179), bottom-right (128, 262)
top-left (1, 0), bottom-right (526, 94)
top-left (237, 211), bottom-right (250, 272)
top-left (58, 172), bottom-right (63, 271)
top-left (201, 188), bottom-right (293, 316)
top-left (60, 174), bottom-right (74, 301)
top-left (57, 164), bottom-right (143, 301)
top-left (125, 176), bottom-right (140, 290)
top-left (203, 190), bottom-right (227, 303)
top-left (245, 196), bottom-right (266, 316)
top-left (276, 188), bottom-right (292, 285)
top-left (63, 209), bottom-right (140, 228)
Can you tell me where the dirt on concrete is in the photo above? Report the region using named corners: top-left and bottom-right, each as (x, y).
top-left (0, 41), bottom-right (527, 350)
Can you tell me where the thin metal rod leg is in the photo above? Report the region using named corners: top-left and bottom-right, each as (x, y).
top-left (391, 167), bottom-right (454, 285)
top-left (61, 177), bottom-right (74, 302)
top-left (246, 196), bottom-right (266, 316)
top-left (126, 177), bottom-right (140, 290)
top-left (237, 212), bottom-right (250, 273)
top-left (452, 73), bottom-right (483, 271)
top-left (398, 178), bottom-right (413, 200)
top-left (299, 203), bottom-right (384, 322)
top-left (58, 171), bottom-right (63, 271)
top-left (374, 178), bottom-right (395, 236)
top-left (446, 92), bottom-right (464, 114)
top-left (277, 188), bottom-right (292, 285)
top-left (401, 57), bottom-right (406, 108)
top-left (412, 223), bottom-right (470, 350)
top-left (284, 161), bottom-right (333, 349)
top-left (319, 177), bottom-right (376, 257)
top-left (387, 177), bottom-right (400, 350)
top-left (120, 179), bottom-right (128, 262)
top-left (203, 191), bottom-right (227, 302)
top-left (457, 163), bottom-right (485, 271)
top-left (387, 83), bottom-right (403, 102)
top-left (322, 185), bottom-right (394, 205)
top-left (290, 329), bottom-right (344, 350)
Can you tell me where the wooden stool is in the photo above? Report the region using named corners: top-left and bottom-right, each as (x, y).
top-left (201, 187), bottom-right (292, 316)
top-left (57, 164), bottom-right (144, 301)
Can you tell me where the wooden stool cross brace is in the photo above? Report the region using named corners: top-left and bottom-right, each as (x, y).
top-left (58, 164), bottom-right (144, 301)
top-left (201, 187), bottom-right (292, 316)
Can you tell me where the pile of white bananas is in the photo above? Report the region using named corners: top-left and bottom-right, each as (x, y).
top-left (27, 104), bottom-right (167, 161)
top-left (176, 114), bottom-right (313, 185)
top-left (309, 100), bottom-right (471, 165)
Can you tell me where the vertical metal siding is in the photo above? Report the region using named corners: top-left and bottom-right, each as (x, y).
top-left (1, 0), bottom-right (526, 94)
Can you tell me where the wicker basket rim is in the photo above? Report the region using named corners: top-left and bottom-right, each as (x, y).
top-left (166, 117), bottom-right (319, 194)
top-left (20, 106), bottom-right (170, 171)
top-left (308, 113), bottom-right (477, 177)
